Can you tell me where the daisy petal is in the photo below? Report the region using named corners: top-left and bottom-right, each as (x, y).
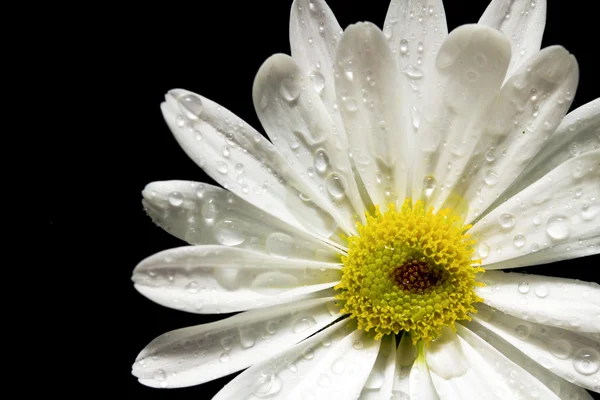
top-left (411, 24), bottom-right (511, 208)
top-left (132, 245), bottom-right (341, 314)
top-left (142, 180), bottom-right (343, 259)
top-left (335, 22), bottom-right (411, 207)
top-left (409, 348), bottom-right (439, 400)
top-left (162, 89), bottom-right (342, 243)
top-left (289, 0), bottom-right (347, 148)
top-left (448, 46), bottom-right (579, 223)
top-left (213, 319), bottom-right (352, 400)
top-left (479, 0), bottom-right (547, 81)
top-left (424, 327), bottom-right (512, 399)
top-left (489, 98), bottom-right (600, 209)
top-left (392, 332), bottom-right (417, 399)
top-left (457, 323), bottom-right (561, 399)
top-left (359, 334), bottom-right (396, 399)
top-left (477, 271), bottom-right (600, 332)
top-left (383, 0), bottom-right (448, 137)
top-left (132, 297), bottom-right (342, 389)
top-left (472, 304), bottom-right (600, 392)
top-left (253, 53), bottom-right (366, 234)
top-left (469, 150), bottom-right (600, 267)
top-left (464, 318), bottom-right (595, 399)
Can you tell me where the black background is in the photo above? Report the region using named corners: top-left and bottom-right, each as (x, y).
top-left (127, 0), bottom-right (599, 398)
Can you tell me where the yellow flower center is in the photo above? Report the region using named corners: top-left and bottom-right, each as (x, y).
top-left (335, 199), bottom-right (484, 343)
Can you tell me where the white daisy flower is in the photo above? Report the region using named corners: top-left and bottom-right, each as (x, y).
top-left (132, 0), bottom-right (600, 398)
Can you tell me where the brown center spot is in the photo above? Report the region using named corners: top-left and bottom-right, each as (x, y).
top-left (392, 259), bottom-right (442, 292)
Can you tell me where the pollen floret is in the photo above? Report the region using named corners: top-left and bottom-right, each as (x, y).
top-left (335, 199), bottom-right (484, 343)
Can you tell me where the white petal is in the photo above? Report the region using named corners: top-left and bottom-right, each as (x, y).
top-left (284, 328), bottom-right (382, 399)
top-left (359, 334), bottom-right (396, 400)
top-left (410, 24), bottom-right (511, 211)
top-left (253, 53), bottom-right (366, 234)
top-left (469, 150), bottom-right (600, 267)
top-left (132, 245), bottom-right (341, 314)
top-left (479, 0), bottom-right (547, 81)
top-left (464, 317), bottom-right (595, 399)
top-left (392, 332), bottom-right (417, 399)
top-left (472, 304), bottom-right (600, 392)
top-left (477, 270), bottom-right (600, 332)
top-left (457, 323), bottom-right (561, 399)
top-left (489, 97), bottom-right (600, 209)
top-left (449, 46), bottom-right (579, 223)
top-left (142, 180), bottom-right (343, 260)
top-left (335, 22), bottom-right (411, 208)
top-left (409, 349), bottom-right (439, 400)
top-left (132, 297), bottom-right (342, 388)
top-left (383, 0), bottom-right (448, 139)
top-left (213, 319), bottom-right (352, 400)
top-left (161, 89), bottom-right (343, 244)
top-left (289, 0), bottom-right (348, 148)
top-left (425, 328), bottom-right (513, 399)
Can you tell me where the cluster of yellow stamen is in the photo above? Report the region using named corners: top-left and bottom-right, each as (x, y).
top-left (335, 199), bottom-right (484, 343)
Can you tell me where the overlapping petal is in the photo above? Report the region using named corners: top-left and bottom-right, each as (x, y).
top-left (253, 53), bottom-right (366, 234)
top-left (142, 180), bottom-right (343, 259)
top-left (410, 24), bottom-right (511, 211)
top-left (477, 271), bottom-right (600, 332)
top-left (479, 0), bottom-right (547, 81)
top-left (335, 22), bottom-right (411, 208)
top-left (469, 150), bottom-right (600, 267)
top-left (132, 297), bottom-right (342, 388)
top-left (132, 245), bottom-right (341, 314)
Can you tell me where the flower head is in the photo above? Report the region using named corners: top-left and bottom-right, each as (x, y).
top-left (132, 0), bottom-right (600, 398)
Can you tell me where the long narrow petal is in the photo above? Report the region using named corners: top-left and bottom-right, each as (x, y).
top-left (472, 304), bottom-right (600, 392)
top-left (477, 271), bottom-right (600, 332)
top-left (284, 329), bottom-right (381, 399)
top-left (392, 332), bottom-right (417, 399)
top-left (469, 150), bottom-right (600, 268)
top-left (132, 245), bottom-right (341, 314)
top-left (424, 327), bottom-right (512, 399)
top-left (488, 98), bottom-right (600, 211)
top-left (359, 334), bottom-right (396, 399)
top-left (289, 0), bottom-right (348, 148)
top-left (253, 53), bottom-right (366, 234)
top-left (335, 22), bottom-right (411, 208)
top-left (409, 347), bottom-right (439, 400)
top-left (410, 24), bottom-right (511, 210)
top-left (464, 317), bottom-right (594, 399)
top-left (383, 0), bottom-right (448, 139)
top-left (142, 180), bottom-right (343, 259)
top-left (479, 0), bottom-right (547, 81)
top-left (457, 323), bottom-right (561, 399)
top-left (213, 319), bottom-right (352, 400)
top-left (448, 46), bottom-right (579, 223)
top-left (132, 297), bottom-right (342, 388)
top-left (161, 89), bottom-right (343, 244)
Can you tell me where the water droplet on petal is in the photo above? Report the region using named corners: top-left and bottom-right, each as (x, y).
top-left (534, 284), bottom-right (549, 298)
top-left (280, 78), bottom-right (301, 102)
top-left (253, 374), bottom-right (283, 398)
top-left (399, 39), bottom-right (409, 55)
top-left (353, 340), bottom-right (364, 349)
top-left (325, 173), bottom-right (346, 199)
top-left (546, 215), bottom-right (570, 240)
top-left (214, 219), bottom-right (246, 246)
top-left (331, 358), bottom-right (346, 374)
top-left (314, 149), bottom-right (330, 174)
top-left (186, 280), bottom-right (200, 293)
top-left (515, 324), bottom-right (530, 339)
top-left (498, 213), bottom-right (516, 229)
top-left (484, 171), bottom-right (499, 186)
top-left (401, 64), bottom-right (424, 80)
top-left (518, 281), bottom-right (530, 294)
top-left (423, 175), bottom-right (437, 199)
top-left (573, 348), bottom-right (600, 375)
top-left (550, 339), bottom-right (572, 359)
top-left (266, 232), bottom-right (294, 258)
top-left (478, 242), bottom-right (490, 258)
top-left (308, 70), bottom-right (326, 95)
top-left (168, 191), bottom-right (183, 207)
top-left (513, 234), bottom-right (526, 248)
top-left (177, 94), bottom-right (204, 120)
top-left (201, 202), bottom-right (218, 222)
top-left (217, 161), bottom-right (229, 175)
top-left (292, 316), bottom-right (317, 333)
top-left (154, 369), bottom-right (167, 381)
